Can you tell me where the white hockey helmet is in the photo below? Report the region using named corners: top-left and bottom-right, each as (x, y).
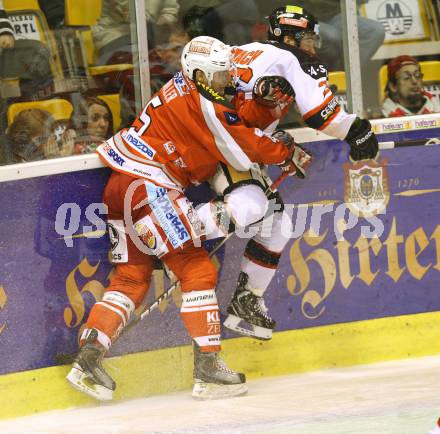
top-left (181, 36), bottom-right (231, 85)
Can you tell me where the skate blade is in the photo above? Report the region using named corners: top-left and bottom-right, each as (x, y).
top-left (66, 366), bottom-right (113, 401)
top-left (192, 380), bottom-right (248, 400)
top-left (223, 314), bottom-right (272, 340)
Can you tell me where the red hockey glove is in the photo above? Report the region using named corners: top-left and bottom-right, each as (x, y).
top-left (272, 129), bottom-right (295, 149)
top-left (253, 75), bottom-right (295, 108)
top-left (273, 130), bottom-right (312, 179)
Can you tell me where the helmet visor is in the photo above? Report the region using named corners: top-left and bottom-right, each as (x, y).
top-left (300, 31), bottom-right (321, 49)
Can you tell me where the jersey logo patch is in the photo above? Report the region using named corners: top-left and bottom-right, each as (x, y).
top-left (304, 97), bottom-right (340, 130)
top-left (146, 183), bottom-right (190, 248)
top-left (224, 112), bottom-right (240, 125)
top-left (303, 62), bottom-right (327, 80)
top-left (273, 41), bottom-right (328, 81)
top-left (122, 129), bottom-right (156, 160)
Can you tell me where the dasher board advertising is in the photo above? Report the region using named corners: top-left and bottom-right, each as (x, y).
top-left (0, 128), bottom-right (439, 375)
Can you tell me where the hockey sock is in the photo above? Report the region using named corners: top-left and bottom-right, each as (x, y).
top-left (241, 239), bottom-right (281, 296)
top-left (180, 289), bottom-right (221, 352)
top-left (84, 291), bottom-right (135, 349)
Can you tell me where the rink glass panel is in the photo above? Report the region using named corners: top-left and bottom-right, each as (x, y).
top-left (0, 0), bottom-right (142, 165)
top-left (1, 0), bottom-right (439, 158)
top-left (357, 0), bottom-right (440, 118)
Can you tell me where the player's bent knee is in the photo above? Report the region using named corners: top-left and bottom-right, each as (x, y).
top-left (226, 185), bottom-right (269, 227)
top-left (270, 212), bottom-right (294, 250)
top-left (107, 264), bottom-right (152, 307)
top-left (180, 258), bottom-right (218, 292)
top-left (101, 291), bottom-right (135, 323)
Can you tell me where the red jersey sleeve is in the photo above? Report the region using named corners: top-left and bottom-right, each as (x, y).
top-left (233, 92), bottom-right (290, 131)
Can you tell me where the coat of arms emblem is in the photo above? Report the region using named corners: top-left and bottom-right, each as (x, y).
top-left (344, 159), bottom-right (390, 217)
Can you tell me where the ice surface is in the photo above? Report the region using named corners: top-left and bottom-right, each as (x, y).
top-left (1, 355), bottom-right (439, 434)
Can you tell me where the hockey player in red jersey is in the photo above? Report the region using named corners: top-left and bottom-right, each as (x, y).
top-left (219, 5), bottom-right (379, 341)
top-left (66, 35), bottom-right (310, 401)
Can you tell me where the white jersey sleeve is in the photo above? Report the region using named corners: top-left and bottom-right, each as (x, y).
top-left (233, 41), bottom-right (356, 139)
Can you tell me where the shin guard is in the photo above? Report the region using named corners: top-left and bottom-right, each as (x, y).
top-left (84, 291), bottom-right (135, 348)
top-left (180, 289), bottom-right (221, 352)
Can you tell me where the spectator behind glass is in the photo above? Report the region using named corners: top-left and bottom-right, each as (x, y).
top-left (91, 0), bottom-right (180, 66)
top-left (38, 0), bottom-right (65, 29)
top-left (256, 0), bottom-right (385, 71)
top-left (382, 55), bottom-right (440, 117)
top-left (149, 24), bottom-right (189, 94)
top-left (0, 2), bottom-right (54, 97)
top-left (68, 96), bottom-right (113, 154)
top-left (179, 0), bottom-right (259, 45)
top-left (5, 109), bottom-right (74, 163)
top-left (0, 0), bottom-right (14, 50)
top-left (120, 25), bottom-right (189, 129)
top-left (182, 5), bottom-right (224, 41)
top-left (148, 5), bottom-right (226, 94)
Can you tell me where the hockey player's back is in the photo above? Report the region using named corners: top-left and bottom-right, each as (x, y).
top-left (232, 38), bottom-right (356, 138)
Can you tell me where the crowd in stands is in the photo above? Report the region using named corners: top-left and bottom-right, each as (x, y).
top-left (0, 95), bottom-right (113, 164)
top-left (0, 0), bottom-right (439, 166)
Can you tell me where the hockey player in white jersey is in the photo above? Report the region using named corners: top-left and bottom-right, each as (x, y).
top-left (220, 5), bottom-right (379, 340)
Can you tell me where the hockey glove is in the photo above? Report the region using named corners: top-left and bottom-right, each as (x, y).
top-left (253, 75), bottom-right (295, 108)
top-left (345, 117), bottom-right (379, 161)
top-left (274, 130), bottom-right (312, 179)
top-left (272, 129), bottom-right (295, 149)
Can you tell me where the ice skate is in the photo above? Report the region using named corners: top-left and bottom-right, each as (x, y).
top-left (66, 329), bottom-right (115, 401)
top-left (192, 343), bottom-right (247, 400)
top-left (224, 272), bottom-right (275, 340)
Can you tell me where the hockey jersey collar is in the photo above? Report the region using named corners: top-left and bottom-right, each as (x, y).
top-left (195, 82), bottom-right (235, 109)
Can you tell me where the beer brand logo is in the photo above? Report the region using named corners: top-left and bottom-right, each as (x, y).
top-left (415, 119), bottom-right (437, 129)
top-left (344, 159), bottom-right (390, 217)
top-left (377, 1), bottom-right (413, 36)
top-left (380, 120), bottom-right (411, 132)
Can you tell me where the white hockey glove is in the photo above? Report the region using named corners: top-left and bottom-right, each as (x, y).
top-left (253, 75), bottom-right (295, 108)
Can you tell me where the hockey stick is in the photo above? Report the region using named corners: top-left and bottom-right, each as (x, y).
top-left (55, 172), bottom-right (288, 364)
top-left (378, 137), bottom-right (440, 149)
